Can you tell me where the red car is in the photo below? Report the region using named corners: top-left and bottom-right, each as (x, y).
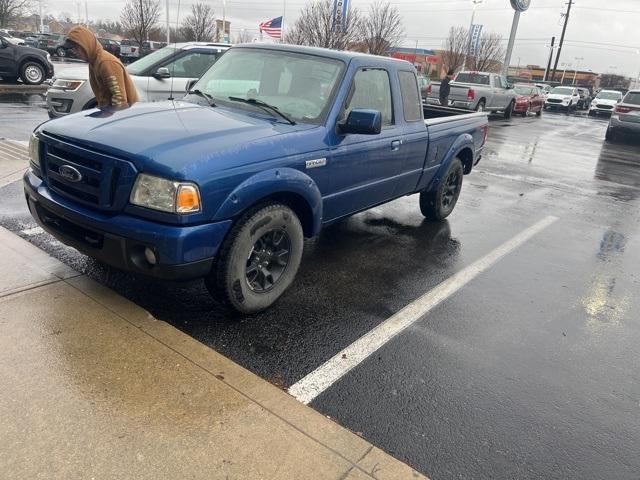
top-left (513, 84), bottom-right (544, 117)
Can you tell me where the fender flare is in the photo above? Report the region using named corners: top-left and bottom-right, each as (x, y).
top-left (426, 133), bottom-right (474, 192)
top-left (213, 167), bottom-right (323, 236)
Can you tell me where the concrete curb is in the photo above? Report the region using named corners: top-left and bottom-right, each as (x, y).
top-left (0, 225), bottom-right (428, 479)
top-left (0, 84), bottom-right (48, 94)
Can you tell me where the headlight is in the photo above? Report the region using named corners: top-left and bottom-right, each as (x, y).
top-left (46, 53), bottom-right (51, 62)
top-left (52, 79), bottom-right (85, 91)
top-left (130, 174), bottom-right (201, 214)
top-left (28, 133), bottom-right (42, 177)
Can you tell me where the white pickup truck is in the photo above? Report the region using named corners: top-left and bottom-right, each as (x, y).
top-left (428, 71), bottom-right (518, 118)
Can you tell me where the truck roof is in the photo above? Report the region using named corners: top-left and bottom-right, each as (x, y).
top-left (234, 43), bottom-right (411, 68)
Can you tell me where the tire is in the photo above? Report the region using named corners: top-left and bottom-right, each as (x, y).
top-left (20, 61), bottom-right (45, 85)
top-left (536, 107), bottom-right (542, 117)
top-left (205, 203), bottom-right (304, 314)
top-left (522, 103), bottom-right (530, 117)
top-left (475, 100), bottom-right (486, 112)
top-left (503, 101), bottom-right (514, 119)
top-left (588, 111), bottom-right (594, 117)
top-left (55, 47), bottom-right (66, 57)
top-left (605, 127), bottom-right (617, 142)
top-left (420, 158), bottom-right (464, 222)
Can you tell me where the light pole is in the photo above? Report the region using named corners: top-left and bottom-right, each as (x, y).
top-left (636, 50), bottom-right (640, 89)
top-left (464, 0), bottom-right (483, 70)
top-left (560, 62), bottom-right (572, 84)
top-left (572, 57), bottom-right (583, 85)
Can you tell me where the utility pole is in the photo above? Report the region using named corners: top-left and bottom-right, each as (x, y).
top-left (543, 36), bottom-right (555, 81)
top-left (84, 0), bottom-right (88, 26)
top-left (166, 0), bottom-right (170, 43)
top-left (222, 0), bottom-right (227, 42)
top-left (38, 0), bottom-right (44, 33)
top-left (551, 0), bottom-right (573, 83)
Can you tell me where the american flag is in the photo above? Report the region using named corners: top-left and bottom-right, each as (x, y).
top-left (259, 16), bottom-right (283, 39)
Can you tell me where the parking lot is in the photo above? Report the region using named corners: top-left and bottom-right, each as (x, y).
top-left (1, 96), bottom-right (639, 479)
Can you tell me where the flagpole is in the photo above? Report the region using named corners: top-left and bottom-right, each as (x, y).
top-left (282, 0), bottom-right (286, 42)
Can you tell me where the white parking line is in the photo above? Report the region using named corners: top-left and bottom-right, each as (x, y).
top-left (288, 215), bottom-right (559, 405)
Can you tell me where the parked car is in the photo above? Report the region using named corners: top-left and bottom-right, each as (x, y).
top-left (544, 86), bottom-right (580, 111)
top-left (98, 38), bottom-right (120, 57)
top-left (120, 39), bottom-right (140, 62)
top-left (26, 44), bottom-right (489, 313)
top-left (0, 36), bottom-right (54, 84)
top-left (429, 71), bottom-right (517, 118)
top-left (605, 90), bottom-right (640, 141)
top-left (37, 33), bottom-right (67, 57)
top-left (46, 42), bottom-right (229, 118)
top-left (24, 35), bottom-right (39, 48)
top-left (417, 75), bottom-right (432, 102)
top-left (513, 84), bottom-right (544, 117)
top-left (576, 87), bottom-right (591, 110)
top-left (535, 83), bottom-right (552, 99)
top-left (0, 32), bottom-right (25, 45)
top-left (589, 90), bottom-right (623, 116)
top-left (141, 41), bottom-right (165, 57)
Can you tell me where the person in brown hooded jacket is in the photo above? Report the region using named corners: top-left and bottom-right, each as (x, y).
top-left (62, 26), bottom-right (139, 108)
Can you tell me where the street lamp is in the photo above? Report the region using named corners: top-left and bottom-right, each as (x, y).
top-left (464, 0), bottom-right (484, 70)
top-left (561, 62), bottom-right (572, 84)
top-left (572, 57), bottom-right (584, 85)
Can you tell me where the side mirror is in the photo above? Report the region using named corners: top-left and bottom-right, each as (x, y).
top-left (339, 109), bottom-right (382, 135)
top-left (185, 79), bottom-right (197, 92)
top-left (154, 67), bottom-right (171, 79)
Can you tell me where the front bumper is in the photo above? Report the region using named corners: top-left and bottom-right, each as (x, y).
top-left (24, 170), bottom-right (232, 280)
top-left (590, 105), bottom-right (615, 115)
top-left (514, 103), bottom-right (529, 113)
top-left (545, 102), bottom-right (570, 110)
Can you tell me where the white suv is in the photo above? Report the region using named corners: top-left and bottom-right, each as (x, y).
top-left (46, 42), bottom-right (229, 118)
top-left (544, 86), bottom-right (581, 111)
top-left (589, 90), bottom-right (623, 116)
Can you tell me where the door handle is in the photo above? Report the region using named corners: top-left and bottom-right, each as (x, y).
top-left (391, 140), bottom-right (402, 151)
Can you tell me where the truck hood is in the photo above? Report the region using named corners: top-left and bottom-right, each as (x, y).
top-left (38, 100), bottom-right (318, 179)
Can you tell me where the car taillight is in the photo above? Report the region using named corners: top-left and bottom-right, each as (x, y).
top-left (427, 84), bottom-right (432, 95)
top-left (481, 125), bottom-right (489, 146)
top-left (468, 89), bottom-right (476, 101)
top-left (614, 105), bottom-right (636, 114)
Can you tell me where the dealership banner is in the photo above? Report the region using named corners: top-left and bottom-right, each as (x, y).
top-left (469, 24), bottom-right (484, 57)
top-left (333, 0), bottom-right (350, 31)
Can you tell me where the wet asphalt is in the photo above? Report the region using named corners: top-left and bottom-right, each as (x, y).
top-left (1, 99), bottom-right (639, 479)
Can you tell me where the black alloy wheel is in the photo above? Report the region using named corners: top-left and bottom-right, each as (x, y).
top-left (245, 229), bottom-right (291, 293)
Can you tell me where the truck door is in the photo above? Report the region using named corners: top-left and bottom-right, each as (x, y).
top-left (0, 39), bottom-right (14, 77)
top-left (324, 67), bottom-right (403, 221)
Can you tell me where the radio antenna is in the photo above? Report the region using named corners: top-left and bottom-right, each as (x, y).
top-left (169, 0), bottom-right (181, 101)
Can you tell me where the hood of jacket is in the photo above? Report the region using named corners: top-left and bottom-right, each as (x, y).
top-left (66, 26), bottom-right (103, 64)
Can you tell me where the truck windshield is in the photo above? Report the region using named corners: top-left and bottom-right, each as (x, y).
top-left (191, 48), bottom-right (345, 125)
top-left (126, 46), bottom-right (177, 75)
top-left (454, 73), bottom-right (490, 85)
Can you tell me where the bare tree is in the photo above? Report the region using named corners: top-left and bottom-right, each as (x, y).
top-left (469, 32), bottom-right (505, 72)
top-left (360, 1), bottom-right (403, 56)
top-left (599, 74), bottom-right (629, 90)
top-left (120, 0), bottom-right (161, 45)
top-left (233, 29), bottom-right (252, 44)
top-left (0, 0), bottom-right (31, 27)
top-left (441, 26), bottom-right (468, 74)
top-left (284, 0), bottom-right (363, 51)
top-left (180, 3), bottom-right (215, 42)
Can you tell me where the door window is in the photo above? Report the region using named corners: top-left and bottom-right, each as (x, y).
top-left (345, 68), bottom-right (394, 126)
top-left (398, 71), bottom-right (422, 122)
top-left (162, 51), bottom-right (220, 78)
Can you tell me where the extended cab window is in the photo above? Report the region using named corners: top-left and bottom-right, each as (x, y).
top-left (455, 73), bottom-right (490, 85)
top-left (345, 68), bottom-right (394, 126)
top-left (398, 71), bottom-right (422, 122)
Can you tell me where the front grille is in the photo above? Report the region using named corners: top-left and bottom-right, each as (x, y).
top-left (596, 104), bottom-right (613, 109)
top-left (41, 134), bottom-right (137, 212)
top-left (547, 99), bottom-right (562, 104)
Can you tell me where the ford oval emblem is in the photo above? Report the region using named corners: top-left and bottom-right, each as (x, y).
top-left (58, 165), bottom-right (83, 183)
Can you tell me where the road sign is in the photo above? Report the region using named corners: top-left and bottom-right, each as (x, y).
top-left (510, 0), bottom-right (531, 12)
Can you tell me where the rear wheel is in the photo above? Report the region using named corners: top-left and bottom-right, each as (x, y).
top-left (205, 203), bottom-right (304, 314)
top-left (503, 101), bottom-right (514, 119)
top-left (20, 62), bottom-right (45, 85)
top-left (605, 127), bottom-right (618, 142)
top-left (420, 158), bottom-right (464, 222)
top-left (475, 100), bottom-right (486, 112)
top-left (55, 47), bottom-right (66, 57)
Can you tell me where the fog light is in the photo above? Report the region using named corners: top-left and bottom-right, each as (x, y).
top-left (144, 247), bottom-right (157, 265)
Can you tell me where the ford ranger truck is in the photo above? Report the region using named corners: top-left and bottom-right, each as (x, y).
top-left (24, 44), bottom-right (489, 313)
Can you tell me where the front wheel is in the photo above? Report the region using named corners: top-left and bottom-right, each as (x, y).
top-left (55, 47), bottom-right (66, 57)
top-left (503, 101), bottom-right (514, 119)
top-left (206, 203), bottom-right (304, 314)
top-left (536, 106), bottom-right (542, 117)
top-left (20, 62), bottom-right (45, 85)
top-left (420, 158), bottom-right (464, 222)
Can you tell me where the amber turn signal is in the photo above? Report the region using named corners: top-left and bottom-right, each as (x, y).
top-left (176, 184), bottom-right (201, 213)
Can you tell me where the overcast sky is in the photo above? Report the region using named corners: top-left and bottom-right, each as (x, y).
top-left (48, 0), bottom-right (640, 78)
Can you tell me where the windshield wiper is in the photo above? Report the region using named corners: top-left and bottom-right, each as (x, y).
top-left (227, 96), bottom-right (296, 125)
top-left (188, 89), bottom-right (216, 106)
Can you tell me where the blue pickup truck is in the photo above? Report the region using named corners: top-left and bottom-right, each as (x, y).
top-left (24, 44), bottom-right (489, 313)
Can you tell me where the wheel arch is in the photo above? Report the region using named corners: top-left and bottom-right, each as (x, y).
top-left (212, 167), bottom-right (322, 238)
top-left (426, 134), bottom-right (474, 192)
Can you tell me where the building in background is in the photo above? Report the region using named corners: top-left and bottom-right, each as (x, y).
top-left (388, 47), bottom-right (439, 76)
